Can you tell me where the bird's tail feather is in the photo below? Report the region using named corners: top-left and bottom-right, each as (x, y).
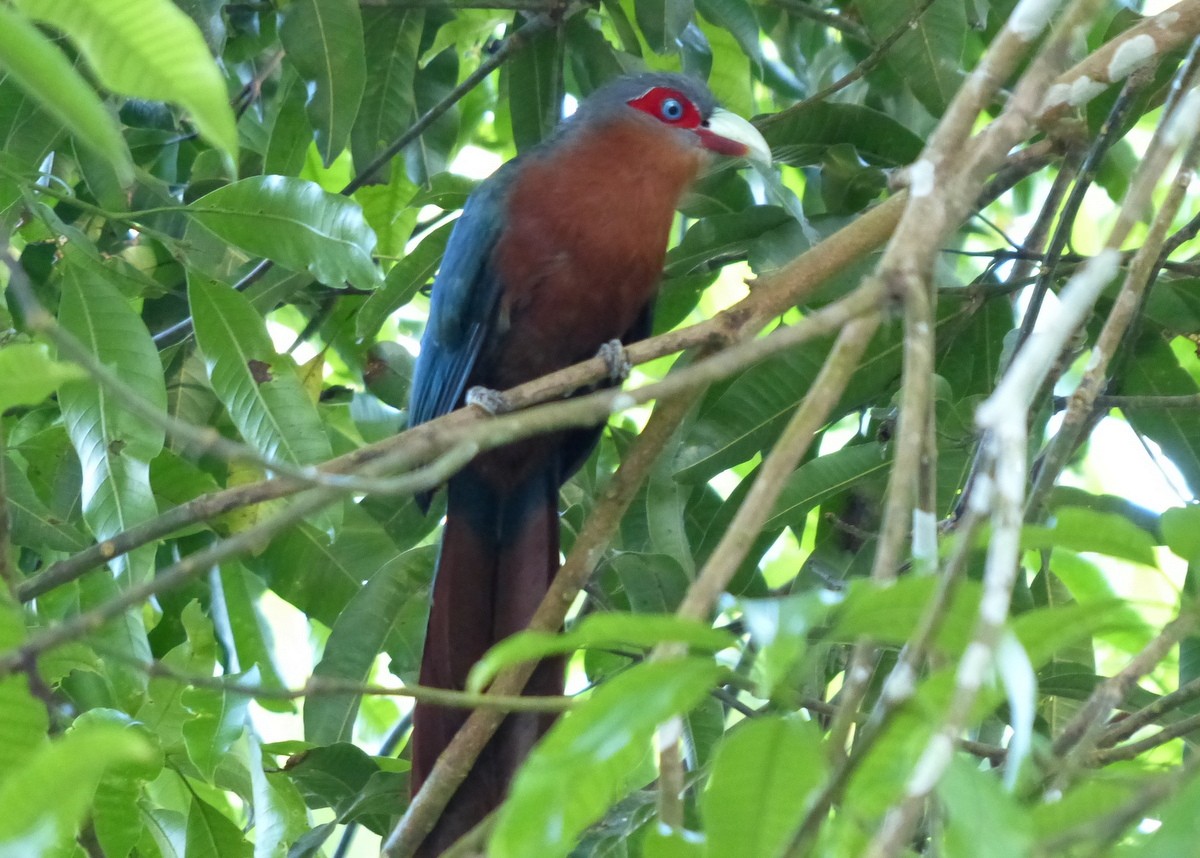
top-left (411, 462), bottom-right (563, 856)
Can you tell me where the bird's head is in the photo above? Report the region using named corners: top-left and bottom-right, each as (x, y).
top-left (574, 72), bottom-right (772, 166)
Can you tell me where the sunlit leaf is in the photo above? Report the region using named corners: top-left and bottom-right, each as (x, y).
top-left (0, 723), bottom-right (154, 855)
top-left (492, 658), bottom-right (719, 858)
top-left (703, 717), bottom-right (826, 858)
top-left (185, 793), bottom-right (253, 857)
top-left (938, 757), bottom-right (1033, 858)
top-left (189, 177), bottom-right (381, 291)
top-left (189, 275), bottom-right (334, 468)
top-left (0, 6), bottom-right (132, 181)
top-left (15, 0), bottom-right (236, 156)
top-left (57, 257), bottom-right (165, 588)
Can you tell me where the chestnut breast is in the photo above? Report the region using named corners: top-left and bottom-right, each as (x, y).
top-left (479, 116), bottom-right (707, 390)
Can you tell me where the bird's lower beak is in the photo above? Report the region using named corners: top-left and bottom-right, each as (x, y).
top-left (697, 107), bottom-right (772, 165)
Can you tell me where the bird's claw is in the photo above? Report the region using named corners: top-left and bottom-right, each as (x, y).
top-left (597, 339), bottom-right (632, 382)
top-left (465, 386), bottom-right (509, 415)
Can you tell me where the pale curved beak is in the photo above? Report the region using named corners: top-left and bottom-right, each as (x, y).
top-left (697, 107), bottom-right (772, 165)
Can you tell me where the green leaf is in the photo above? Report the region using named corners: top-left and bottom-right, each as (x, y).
top-left (351, 7), bottom-right (423, 179)
top-left (0, 605), bottom-right (49, 783)
top-left (855, 0), bottom-right (967, 116)
top-left (356, 219), bottom-right (453, 339)
top-left (761, 102), bottom-right (925, 168)
top-left (181, 669), bottom-right (253, 782)
top-left (184, 794), bottom-right (254, 858)
top-left (635, 0), bottom-right (694, 53)
top-left (677, 322), bottom-right (901, 483)
top-left (189, 176), bottom-right (381, 291)
top-left (283, 742), bottom-right (386, 813)
top-left (134, 601), bottom-right (217, 759)
top-left (740, 591), bottom-right (837, 697)
top-left (189, 275), bottom-right (334, 468)
top-left (333, 770), bottom-right (408, 835)
top-left (139, 806), bottom-right (188, 858)
top-left (4, 452), bottom-right (88, 553)
top-left (1116, 333), bottom-right (1200, 496)
top-left (938, 757), bottom-right (1032, 858)
top-left (73, 710), bottom-right (164, 858)
top-left (57, 259), bottom-right (165, 583)
top-left (765, 442), bottom-right (891, 531)
top-left (666, 206), bottom-right (793, 276)
top-left (251, 522), bottom-right (360, 625)
top-left (695, 0), bottom-right (761, 65)
top-left (1120, 738), bottom-right (1200, 856)
top-left (703, 717), bottom-right (826, 858)
top-left (643, 826), bottom-right (705, 858)
top-left (566, 17), bottom-right (626, 92)
top-left (468, 614), bottom-right (735, 692)
top-left (1022, 507), bottom-right (1157, 567)
top-left (1031, 762), bottom-right (1147, 840)
top-left (247, 735), bottom-right (310, 858)
top-left (15, 0), bottom-right (237, 157)
top-left (491, 658), bottom-right (720, 858)
top-left (1162, 505), bottom-right (1200, 564)
top-left (0, 6), bottom-right (132, 182)
top-left (609, 552), bottom-right (693, 614)
top-left (216, 563), bottom-right (291, 708)
top-left (264, 73), bottom-right (312, 178)
top-left (148, 449), bottom-right (222, 534)
top-left (0, 723), bottom-right (155, 855)
top-left (506, 19), bottom-right (560, 150)
top-left (280, 0), bottom-right (367, 166)
top-left (0, 76), bottom-right (62, 214)
top-left (1012, 600), bottom-right (1141, 668)
top-left (832, 576), bottom-right (983, 656)
top-left (357, 168), bottom-right (420, 262)
top-left (305, 550), bottom-right (425, 745)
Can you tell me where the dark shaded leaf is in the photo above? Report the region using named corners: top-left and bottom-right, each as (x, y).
top-left (351, 7), bottom-right (424, 180)
top-left (855, 0), bottom-right (967, 116)
top-left (279, 0), bottom-right (366, 166)
top-left (761, 102), bottom-right (925, 167)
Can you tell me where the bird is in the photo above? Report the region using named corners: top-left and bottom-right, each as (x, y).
top-left (406, 71), bottom-right (770, 855)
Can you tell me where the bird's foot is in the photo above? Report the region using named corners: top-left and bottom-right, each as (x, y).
top-left (465, 386), bottom-right (509, 415)
top-left (597, 339), bottom-right (632, 382)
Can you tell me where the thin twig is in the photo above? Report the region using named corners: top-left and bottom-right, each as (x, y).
top-left (1050, 609), bottom-right (1200, 773)
top-left (767, 0), bottom-right (871, 42)
top-left (788, 0), bottom-right (939, 106)
top-left (103, 652), bottom-right (574, 712)
top-left (1027, 75), bottom-right (1200, 516)
top-left (0, 443), bottom-right (479, 676)
top-left (1091, 711), bottom-right (1200, 764)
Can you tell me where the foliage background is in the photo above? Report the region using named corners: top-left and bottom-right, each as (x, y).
top-left (1, 0), bottom-right (1200, 856)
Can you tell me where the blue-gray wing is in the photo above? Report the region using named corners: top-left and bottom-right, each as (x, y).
top-left (408, 175), bottom-right (511, 429)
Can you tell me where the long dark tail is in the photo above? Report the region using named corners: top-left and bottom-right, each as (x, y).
top-left (411, 460), bottom-right (563, 856)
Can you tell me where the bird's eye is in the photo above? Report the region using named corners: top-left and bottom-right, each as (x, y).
top-left (660, 97), bottom-right (685, 121)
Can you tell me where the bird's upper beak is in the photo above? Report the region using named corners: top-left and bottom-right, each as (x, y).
top-left (696, 107), bottom-right (772, 165)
